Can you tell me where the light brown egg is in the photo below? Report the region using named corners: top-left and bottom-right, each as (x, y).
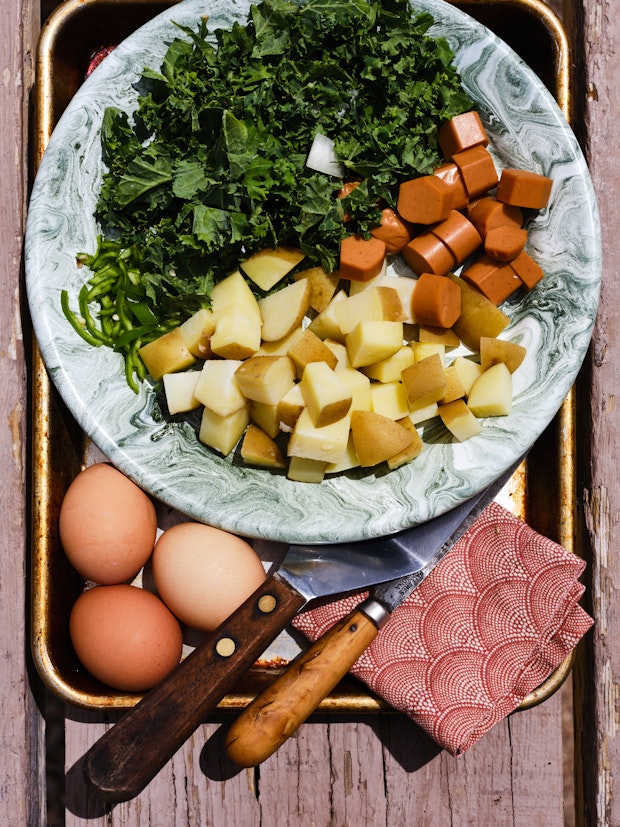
top-left (151, 522), bottom-right (267, 631)
top-left (59, 463), bottom-right (157, 585)
top-left (69, 584), bottom-right (183, 692)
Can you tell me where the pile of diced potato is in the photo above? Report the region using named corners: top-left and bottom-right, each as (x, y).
top-left (138, 109), bottom-right (550, 483)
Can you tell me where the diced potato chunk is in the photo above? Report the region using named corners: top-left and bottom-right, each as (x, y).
top-left (370, 381), bottom-right (410, 420)
top-left (287, 456), bottom-right (328, 483)
top-left (234, 355), bottom-right (296, 406)
top-left (439, 399), bottom-right (483, 441)
top-left (440, 364), bottom-right (467, 404)
top-left (249, 401), bottom-right (280, 439)
top-left (407, 402), bottom-right (439, 425)
top-left (361, 345), bottom-right (415, 383)
top-left (324, 338), bottom-right (350, 369)
top-left (307, 290), bottom-right (348, 341)
top-left (337, 368), bottom-right (372, 412)
top-left (350, 410), bottom-right (415, 467)
top-left (479, 336), bottom-right (526, 373)
top-left (198, 405), bottom-right (249, 456)
top-left (139, 328), bottom-right (196, 381)
top-left (257, 326), bottom-right (305, 357)
top-left (345, 320), bottom-right (404, 368)
top-left (162, 371), bottom-right (201, 415)
top-left (179, 308), bottom-right (216, 358)
top-left (467, 362), bottom-right (513, 417)
top-left (241, 247), bottom-right (306, 291)
top-left (258, 278), bottom-right (311, 342)
top-left (287, 328), bottom-right (338, 379)
top-left (240, 424), bottom-right (286, 469)
top-left (387, 417), bottom-right (424, 469)
top-left (448, 273), bottom-right (510, 352)
top-left (335, 286), bottom-right (404, 335)
top-left (194, 359), bottom-right (246, 416)
top-left (451, 356), bottom-right (484, 396)
top-left (299, 361), bottom-right (352, 427)
top-left (412, 341), bottom-right (445, 365)
top-left (210, 270), bottom-right (261, 322)
top-left (401, 353), bottom-right (447, 411)
top-left (210, 309), bottom-right (261, 360)
top-left (277, 383), bottom-right (305, 432)
top-left (287, 409), bottom-right (351, 464)
top-left (294, 265), bottom-right (340, 313)
top-left (325, 433), bottom-right (360, 474)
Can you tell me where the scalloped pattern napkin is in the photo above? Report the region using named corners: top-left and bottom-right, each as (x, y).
top-left (292, 501), bottom-right (592, 755)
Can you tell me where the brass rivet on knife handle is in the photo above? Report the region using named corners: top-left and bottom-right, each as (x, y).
top-left (225, 606), bottom-right (379, 767)
top-left (83, 573), bottom-right (306, 802)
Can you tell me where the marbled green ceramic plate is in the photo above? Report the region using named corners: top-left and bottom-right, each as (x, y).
top-left (25, 0), bottom-right (601, 543)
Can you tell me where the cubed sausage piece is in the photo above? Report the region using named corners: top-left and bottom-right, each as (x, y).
top-left (438, 110), bottom-right (489, 160)
top-left (509, 250), bottom-right (545, 289)
top-left (397, 175), bottom-right (454, 224)
top-left (433, 162), bottom-right (469, 210)
top-left (402, 231), bottom-right (456, 276)
top-left (431, 210), bottom-right (482, 265)
top-left (461, 255), bottom-right (523, 305)
top-left (484, 225), bottom-right (528, 262)
top-left (468, 196), bottom-right (523, 238)
top-left (412, 272), bottom-right (462, 328)
top-left (339, 235), bottom-right (387, 282)
top-left (453, 145), bottom-right (498, 199)
top-left (370, 207), bottom-right (416, 254)
top-left (496, 168), bottom-right (553, 209)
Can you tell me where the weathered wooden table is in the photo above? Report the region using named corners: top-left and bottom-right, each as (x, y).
top-left (3, 0), bottom-right (615, 823)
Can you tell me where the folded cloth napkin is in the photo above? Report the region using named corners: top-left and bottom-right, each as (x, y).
top-left (291, 501), bottom-right (593, 755)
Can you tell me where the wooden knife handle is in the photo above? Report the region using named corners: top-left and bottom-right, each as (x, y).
top-left (224, 606), bottom-right (379, 767)
top-left (83, 573), bottom-right (305, 802)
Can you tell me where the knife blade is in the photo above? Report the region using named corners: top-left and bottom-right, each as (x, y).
top-left (224, 464), bottom-right (518, 766)
top-left (83, 463), bottom-right (519, 801)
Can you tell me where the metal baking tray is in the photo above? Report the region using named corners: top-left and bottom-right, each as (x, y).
top-left (30, 0), bottom-right (575, 713)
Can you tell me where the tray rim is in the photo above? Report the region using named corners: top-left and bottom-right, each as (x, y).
top-left (30, 0), bottom-right (575, 713)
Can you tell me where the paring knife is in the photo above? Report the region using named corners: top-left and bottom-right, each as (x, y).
top-left (83, 463), bottom-right (518, 802)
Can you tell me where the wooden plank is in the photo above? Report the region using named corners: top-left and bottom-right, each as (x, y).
top-left (564, 0), bottom-right (620, 824)
top-left (0, 0), bottom-right (46, 823)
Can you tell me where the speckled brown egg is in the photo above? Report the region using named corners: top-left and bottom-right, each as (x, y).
top-left (59, 463), bottom-right (157, 585)
top-left (69, 584), bottom-right (183, 692)
top-left (151, 522), bottom-right (267, 631)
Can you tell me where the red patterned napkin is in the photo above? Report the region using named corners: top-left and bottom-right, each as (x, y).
top-left (292, 501), bottom-right (592, 755)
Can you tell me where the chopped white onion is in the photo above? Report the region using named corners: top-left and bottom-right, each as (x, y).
top-left (305, 133), bottom-right (345, 178)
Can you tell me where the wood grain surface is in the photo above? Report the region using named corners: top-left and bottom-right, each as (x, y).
top-left (2, 0), bottom-right (615, 823)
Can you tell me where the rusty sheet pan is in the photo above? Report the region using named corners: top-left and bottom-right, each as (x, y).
top-left (30, 0), bottom-right (576, 713)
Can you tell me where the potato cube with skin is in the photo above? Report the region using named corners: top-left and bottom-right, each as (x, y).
top-left (467, 362), bottom-right (513, 417)
top-left (287, 409), bottom-right (351, 464)
top-left (287, 456), bottom-right (328, 484)
top-left (307, 290), bottom-right (348, 341)
top-left (361, 345), bottom-right (415, 383)
top-left (179, 308), bottom-right (216, 358)
top-left (258, 326), bottom-right (305, 357)
top-left (387, 417), bottom-right (424, 469)
top-left (440, 364), bottom-right (467, 404)
top-left (385, 276), bottom-right (417, 324)
top-left (370, 381), bottom-right (410, 420)
top-left (294, 265), bottom-right (340, 313)
top-left (276, 382), bottom-right (305, 432)
top-left (401, 353), bottom-right (447, 411)
top-left (210, 270), bottom-right (261, 322)
top-left (439, 399), bottom-right (483, 441)
top-left (418, 325), bottom-right (461, 349)
top-left (350, 410), bottom-right (415, 467)
top-left (249, 401), bottom-right (280, 440)
top-left (241, 424), bottom-right (286, 470)
top-left (240, 247), bottom-right (306, 292)
top-left (480, 337), bottom-right (527, 373)
top-left (210, 309), bottom-right (262, 360)
top-left (199, 405), bottom-right (249, 456)
top-left (451, 356), bottom-right (484, 396)
top-left (324, 338), bottom-right (350, 369)
top-left (194, 359), bottom-right (246, 417)
top-left (287, 328), bottom-right (338, 379)
top-left (335, 286), bottom-right (404, 335)
top-left (412, 341), bottom-right (445, 365)
top-left (258, 278), bottom-right (311, 342)
top-left (345, 320), bottom-right (404, 368)
top-left (162, 371), bottom-right (201, 415)
top-left (139, 328), bottom-right (196, 381)
top-left (299, 361), bottom-right (352, 427)
top-left (408, 402), bottom-right (439, 425)
top-left (234, 355), bottom-right (296, 406)
top-left (448, 273), bottom-right (510, 352)
top-left (337, 368), bottom-right (372, 412)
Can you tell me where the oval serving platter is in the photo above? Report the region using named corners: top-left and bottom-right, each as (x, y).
top-left (25, 0), bottom-right (601, 544)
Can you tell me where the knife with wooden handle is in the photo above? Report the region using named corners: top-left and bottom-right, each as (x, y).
top-left (83, 463), bottom-right (518, 801)
top-left (224, 465), bottom-right (518, 767)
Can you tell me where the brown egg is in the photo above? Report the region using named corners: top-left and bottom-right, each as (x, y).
top-left (151, 522), bottom-right (267, 631)
top-left (69, 584), bottom-right (183, 692)
top-left (59, 463), bottom-right (157, 584)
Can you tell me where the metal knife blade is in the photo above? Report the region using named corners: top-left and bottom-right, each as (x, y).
top-left (84, 463), bottom-right (519, 800)
top-left (224, 462), bottom-right (519, 767)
